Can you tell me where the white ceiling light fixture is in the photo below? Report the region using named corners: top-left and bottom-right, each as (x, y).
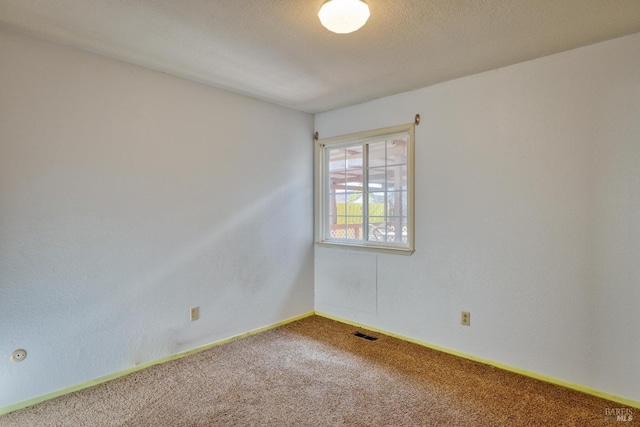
top-left (318, 0), bottom-right (371, 34)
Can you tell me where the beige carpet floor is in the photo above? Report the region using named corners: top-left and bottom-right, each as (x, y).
top-left (1, 315), bottom-right (636, 426)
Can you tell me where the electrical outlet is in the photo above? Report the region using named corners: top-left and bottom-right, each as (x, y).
top-left (461, 311), bottom-right (470, 326)
top-left (190, 306), bottom-right (200, 322)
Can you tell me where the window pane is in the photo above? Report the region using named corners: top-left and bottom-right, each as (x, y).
top-left (346, 168), bottom-right (364, 192)
top-left (368, 192), bottom-right (386, 217)
top-left (327, 215), bottom-right (340, 226)
top-left (345, 200), bottom-right (363, 226)
top-left (328, 148), bottom-right (347, 173)
top-left (367, 218), bottom-right (407, 244)
top-left (329, 170), bottom-right (348, 191)
top-left (368, 167), bottom-right (386, 191)
top-left (345, 145), bottom-right (363, 169)
top-left (368, 217), bottom-right (386, 242)
top-left (368, 141), bottom-right (387, 167)
top-left (344, 215), bottom-right (362, 223)
top-left (329, 221), bottom-right (347, 240)
top-left (384, 217), bottom-right (408, 244)
top-left (387, 138), bottom-right (408, 166)
top-left (387, 191), bottom-right (407, 217)
top-left (328, 191), bottom-right (345, 218)
top-left (386, 164), bottom-right (407, 191)
top-left (343, 190), bottom-right (361, 211)
top-left (368, 216), bottom-right (385, 226)
top-left (345, 216), bottom-right (364, 240)
top-left (328, 147), bottom-right (348, 192)
top-left (368, 165), bottom-right (407, 192)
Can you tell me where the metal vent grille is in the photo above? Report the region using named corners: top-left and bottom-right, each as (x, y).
top-left (353, 332), bottom-right (378, 341)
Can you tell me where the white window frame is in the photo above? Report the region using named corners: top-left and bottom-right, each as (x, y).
top-left (315, 123), bottom-right (415, 255)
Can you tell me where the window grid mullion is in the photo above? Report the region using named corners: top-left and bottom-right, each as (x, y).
top-left (324, 147), bottom-right (330, 240)
top-left (363, 143), bottom-right (369, 242)
top-left (384, 139), bottom-right (388, 242)
top-left (343, 152), bottom-right (347, 238)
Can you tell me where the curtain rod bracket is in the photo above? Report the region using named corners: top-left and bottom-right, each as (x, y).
top-left (415, 114), bottom-right (420, 125)
top-left (314, 131), bottom-right (319, 141)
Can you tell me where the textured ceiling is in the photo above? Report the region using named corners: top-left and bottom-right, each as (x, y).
top-left (1, 1), bottom-right (640, 113)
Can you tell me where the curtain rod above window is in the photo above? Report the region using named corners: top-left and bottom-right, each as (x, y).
top-left (314, 114), bottom-right (420, 143)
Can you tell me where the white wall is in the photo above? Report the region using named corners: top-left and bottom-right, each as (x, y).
top-left (0, 27), bottom-right (314, 407)
top-left (315, 33), bottom-right (640, 401)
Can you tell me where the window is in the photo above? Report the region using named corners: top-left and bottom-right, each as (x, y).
top-left (315, 124), bottom-right (414, 254)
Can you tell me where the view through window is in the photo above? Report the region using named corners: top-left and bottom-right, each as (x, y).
top-left (317, 124), bottom-right (414, 253)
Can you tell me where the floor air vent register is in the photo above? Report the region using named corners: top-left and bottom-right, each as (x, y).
top-left (353, 332), bottom-right (378, 341)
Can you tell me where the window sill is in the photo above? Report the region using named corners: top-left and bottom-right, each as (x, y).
top-left (315, 241), bottom-right (414, 256)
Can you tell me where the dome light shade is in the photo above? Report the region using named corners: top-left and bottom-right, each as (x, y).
top-left (318, 0), bottom-right (370, 34)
